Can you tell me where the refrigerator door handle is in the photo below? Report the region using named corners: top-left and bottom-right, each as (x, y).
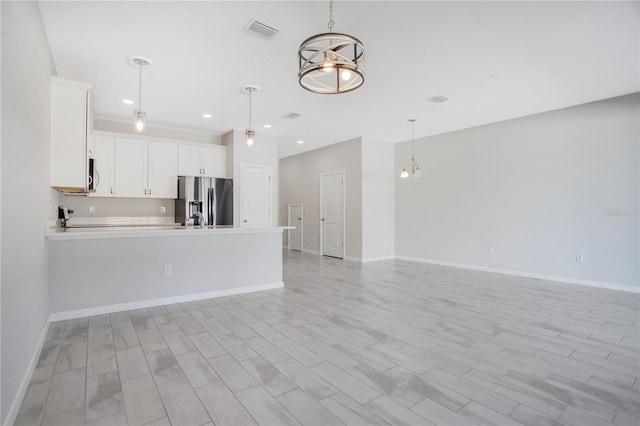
top-left (208, 187), bottom-right (214, 225)
top-left (212, 182), bottom-right (217, 226)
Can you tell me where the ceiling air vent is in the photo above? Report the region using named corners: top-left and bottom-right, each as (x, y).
top-left (285, 112), bottom-right (301, 119)
top-left (245, 19), bottom-right (280, 40)
top-left (428, 95), bottom-right (450, 103)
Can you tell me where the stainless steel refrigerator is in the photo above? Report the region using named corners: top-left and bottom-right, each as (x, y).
top-left (175, 176), bottom-right (233, 226)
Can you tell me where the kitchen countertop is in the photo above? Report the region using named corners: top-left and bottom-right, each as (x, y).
top-left (47, 224), bottom-right (293, 240)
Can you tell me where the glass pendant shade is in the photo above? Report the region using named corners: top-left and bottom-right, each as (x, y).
top-left (400, 168), bottom-right (409, 178)
top-left (134, 110), bottom-right (146, 133)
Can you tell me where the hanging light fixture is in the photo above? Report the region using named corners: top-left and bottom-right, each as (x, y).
top-left (298, 0), bottom-right (365, 94)
top-left (243, 85), bottom-right (259, 146)
top-left (400, 119), bottom-right (422, 179)
top-left (130, 56), bottom-right (151, 133)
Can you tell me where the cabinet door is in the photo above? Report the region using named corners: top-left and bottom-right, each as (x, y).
top-left (178, 145), bottom-right (202, 176)
top-left (148, 142), bottom-right (178, 199)
top-left (50, 83), bottom-right (88, 189)
top-left (201, 146), bottom-right (226, 177)
top-left (115, 138), bottom-right (148, 198)
top-left (93, 135), bottom-right (115, 197)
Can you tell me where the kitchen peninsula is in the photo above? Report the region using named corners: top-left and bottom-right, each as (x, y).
top-left (47, 226), bottom-right (289, 320)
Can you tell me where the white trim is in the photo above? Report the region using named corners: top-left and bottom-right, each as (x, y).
top-left (4, 322), bottom-right (51, 426)
top-left (49, 282), bottom-right (284, 322)
top-left (361, 255), bottom-right (395, 263)
top-left (344, 256), bottom-right (361, 263)
top-left (302, 248), bottom-right (321, 255)
top-left (395, 256), bottom-right (639, 294)
top-left (287, 203), bottom-right (303, 252)
top-left (320, 171), bottom-right (345, 259)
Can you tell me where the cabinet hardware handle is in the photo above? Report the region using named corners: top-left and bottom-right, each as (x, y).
top-left (203, 168), bottom-right (206, 175)
top-left (243, 219), bottom-right (248, 223)
top-left (144, 189), bottom-right (147, 195)
top-left (110, 187), bottom-right (113, 194)
top-left (149, 188), bottom-right (151, 195)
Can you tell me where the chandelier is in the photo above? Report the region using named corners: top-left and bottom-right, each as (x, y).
top-left (400, 119), bottom-right (422, 178)
top-left (298, 0), bottom-right (365, 94)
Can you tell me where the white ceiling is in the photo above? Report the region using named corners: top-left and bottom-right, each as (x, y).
top-left (39, 1), bottom-right (639, 158)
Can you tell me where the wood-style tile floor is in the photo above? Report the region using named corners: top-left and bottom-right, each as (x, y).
top-left (15, 251), bottom-right (640, 425)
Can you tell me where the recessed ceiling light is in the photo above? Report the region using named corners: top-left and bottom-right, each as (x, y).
top-left (297, 140), bottom-right (304, 144)
top-left (489, 73), bottom-right (501, 80)
top-left (202, 113), bottom-right (212, 118)
top-left (122, 99), bottom-right (134, 105)
top-left (428, 95), bottom-right (450, 103)
top-left (263, 124), bottom-right (272, 128)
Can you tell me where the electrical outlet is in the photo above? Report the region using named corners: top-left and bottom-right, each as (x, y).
top-left (160, 206), bottom-right (166, 214)
top-left (576, 254), bottom-right (584, 263)
top-left (89, 206), bottom-right (96, 214)
top-left (164, 265), bottom-right (172, 276)
top-left (488, 246), bottom-right (495, 255)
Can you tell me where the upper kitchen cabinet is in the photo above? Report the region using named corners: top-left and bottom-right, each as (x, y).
top-left (114, 137), bottom-right (178, 199)
top-left (93, 135), bottom-right (115, 197)
top-left (178, 144), bottom-right (226, 178)
top-left (50, 77), bottom-right (93, 192)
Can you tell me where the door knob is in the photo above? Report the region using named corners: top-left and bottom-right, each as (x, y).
top-left (297, 218), bottom-right (301, 220)
top-left (321, 218), bottom-right (325, 221)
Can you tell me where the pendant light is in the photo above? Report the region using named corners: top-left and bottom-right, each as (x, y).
top-left (400, 119), bottom-right (422, 178)
top-left (243, 85), bottom-right (259, 147)
top-left (298, 0), bottom-right (365, 94)
top-left (130, 56), bottom-right (151, 133)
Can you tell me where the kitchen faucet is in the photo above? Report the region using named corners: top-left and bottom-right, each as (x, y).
top-left (193, 212), bottom-right (205, 228)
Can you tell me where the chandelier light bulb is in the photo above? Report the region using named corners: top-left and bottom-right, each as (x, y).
top-left (413, 163), bottom-right (422, 178)
top-left (135, 118), bottom-right (145, 132)
top-left (341, 70), bottom-right (352, 81)
top-left (400, 168), bottom-right (409, 179)
top-left (247, 137), bottom-right (254, 147)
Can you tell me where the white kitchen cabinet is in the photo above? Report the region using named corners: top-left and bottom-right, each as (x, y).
top-left (178, 144), bottom-right (226, 177)
top-left (115, 138), bottom-right (148, 198)
top-left (93, 135), bottom-right (115, 197)
top-left (201, 146), bottom-right (226, 178)
top-left (114, 137), bottom-right (178, 199)
top-left (148, 142), bottom-right (178, 199)
top-left (50, 77), bottom-right (93, 192)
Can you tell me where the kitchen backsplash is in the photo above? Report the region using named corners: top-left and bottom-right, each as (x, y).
top-left (61, 195), bottom-right (175, 218)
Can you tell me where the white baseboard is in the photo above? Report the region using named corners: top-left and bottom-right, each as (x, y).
top-left (302, 249), bottom-right (321, 256)
top-left (395, 256), bottom-right (639, 294)
top-left (343, 256), bottom-right (361, 263)
top-left (361, 255), bottom-right (395, 263)
top-left (4, 322), bottom-right (51, 426)
top-left (49, 282), bottom-right (284, 322)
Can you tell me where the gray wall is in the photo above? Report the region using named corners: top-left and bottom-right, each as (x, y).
top-left (1, 2), bottom-right (55, 420)
top-left (61, 196), bottom-right (175, 219)
top-left (395, 94), bottom-right (639, 290)
top-left (94, 118), bottom-right (221, 145)
top-left (362, 139), bottom-right (395, 261)
top-left (279, 139), bottom-right (363, 259)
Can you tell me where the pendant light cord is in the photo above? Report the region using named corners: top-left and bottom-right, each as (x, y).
top-left (411, 119), bottom-right (416, 163)
top-left (327, 0), bottom-right (334, 32)
top-left (138, 61), bottom-right (143, 111)
top-left (248, 89), bottom-right (253, 130)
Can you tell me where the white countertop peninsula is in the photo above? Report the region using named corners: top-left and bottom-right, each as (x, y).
top-left (48, 224), bottom-right (291, 320)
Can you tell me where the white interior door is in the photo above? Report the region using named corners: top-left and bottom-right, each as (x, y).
top-left (288, 204), bottom-right (303, 251)
top-left (321, 172), bottom-right (344, 258)
top-left (241, 165), bottom-right (271, 227)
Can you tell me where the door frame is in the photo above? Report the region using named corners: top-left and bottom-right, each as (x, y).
top-left (319, 171), bottom-right (345, 258)
top-left (287, 203), bottom-right (304, 251)
top-left (239, 163), bottom-right (272, 228)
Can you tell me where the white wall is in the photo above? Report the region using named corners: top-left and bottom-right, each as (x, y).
top-left (279, 139), bottom-right (363, 259)
top-left (225, 129), bottom-right (279, 228)
top-left (395, 94), bottom-right (639, 290)
top-left (1, 1), bottom-right (55, 421)
top-left (362, 139), bottom-right (395, 261)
